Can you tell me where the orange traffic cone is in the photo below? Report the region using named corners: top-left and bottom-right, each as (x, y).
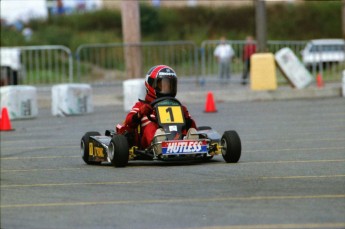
top-left (204, 91), bottom-right (217, 113)
top-left (316, 73), bottom-right (324, 88)
top-left (0, 107), bottom-right (14, 131)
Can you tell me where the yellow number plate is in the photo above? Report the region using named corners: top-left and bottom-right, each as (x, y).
top-left (89, 142), bottom-right (93, 156)
top-left (157, 106), bottom-right (184, 124)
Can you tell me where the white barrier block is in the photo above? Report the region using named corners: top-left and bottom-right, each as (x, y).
top-left (0, 85), bottom-right (38, 120)
top-left (123, 79), bottom-right (146, 112)
top-left (52, 84), bottom-right (93, 116)
top-left (275, 47), bottom-right (313, 89)
top-left (0, 47), bottom-right (21, 70)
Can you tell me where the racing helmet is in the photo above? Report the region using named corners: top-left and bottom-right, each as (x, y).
top-left (145, 65), bottom-right (177, 100)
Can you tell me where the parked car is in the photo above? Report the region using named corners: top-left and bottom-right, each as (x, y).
top-left (301, 39), bottom-right (345, 68)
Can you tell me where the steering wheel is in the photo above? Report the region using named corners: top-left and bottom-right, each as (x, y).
top-left (150, 96), bottom-right (181, 107)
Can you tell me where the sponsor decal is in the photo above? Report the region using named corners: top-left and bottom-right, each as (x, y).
top-left (169, 125), bottom-right (177, 132)
top-left (78, 96), bottom-right (88, 113)
top-left (94, 146), bottom-right (104, 157)
top-left (157, 100), bottom-right (180, 106)
top-left (88, 142), bottom-right (104, 157)
top-left (21, 99), bottom-right (31, 116)
top-left (158, 72), bottom-right (176, 76)
top-left (89, 143), bottom-right (93, 156)
top-left (162, 140), bottom-right (208, 155)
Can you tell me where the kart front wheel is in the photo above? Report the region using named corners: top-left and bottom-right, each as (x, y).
top-left (108, 134), bottom-right (129, 167)
top-left (81, 131), bottom-right (102, 165)
top-left (221, 131), bottom-right (241, 163)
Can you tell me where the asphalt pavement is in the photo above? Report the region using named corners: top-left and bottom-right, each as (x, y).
top-left (1, 77), bottom-right (345, 229)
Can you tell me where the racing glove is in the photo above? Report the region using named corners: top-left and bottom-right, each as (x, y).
top-left (138, 103), bottom-right (153, 118)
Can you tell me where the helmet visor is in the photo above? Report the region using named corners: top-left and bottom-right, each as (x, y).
top-left (156, 77), bottom-right (177, 97)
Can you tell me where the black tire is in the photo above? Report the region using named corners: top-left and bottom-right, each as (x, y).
top-left (81, 131), bottom-right (101, 165)
top-left (108, 134), bottom-right (129, 167)
top-left (221, 131), bottom-right (241, 163)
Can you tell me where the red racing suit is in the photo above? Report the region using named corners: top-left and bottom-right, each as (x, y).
top-left (116, 96), bottom-right (197, 149)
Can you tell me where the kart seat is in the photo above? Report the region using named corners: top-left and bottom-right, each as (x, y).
top-left (185, 128), bottom-right (199, 140)
top-left (153, 128), bottom-right (166, 155)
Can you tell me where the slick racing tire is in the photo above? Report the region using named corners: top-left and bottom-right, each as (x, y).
top-left (108, 134), bottom-right (129, 168)
top-left (221, 131), bottom-right (241, 163)
top-left (81, 131), bottom-right (102, 165)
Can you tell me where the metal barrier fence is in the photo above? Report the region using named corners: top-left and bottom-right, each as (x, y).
top-left (201, 40), bottom-right (344, 82)
top-left (75, 41), bottom-right (198, 83)
top-left (1, 41), bottom-right (344, 85)
top-left (0, 46), bottom-right (73, 85)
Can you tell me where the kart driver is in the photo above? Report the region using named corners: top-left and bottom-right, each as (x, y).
top-left (116, 65), bottom-right (197, 149)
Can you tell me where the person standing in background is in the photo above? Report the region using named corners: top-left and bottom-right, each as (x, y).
top-left (22, 26), bottom-right (33, 42)
top-left (57, 0), bottom-right (64, 15)
top-left (214, 36), bottom-right (235, 83)
top-left (242, 36), bottom-right (256, 85)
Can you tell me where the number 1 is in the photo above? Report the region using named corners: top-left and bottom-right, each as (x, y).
top-left (166, 107), bottom-right (174, 122)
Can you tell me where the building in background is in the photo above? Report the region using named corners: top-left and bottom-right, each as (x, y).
top-left (0, 0), bottom-right (103, 26)
top-left (46, 0), bottom-right (102, 15)
top-left (0, 0), bottom-right (48, 26)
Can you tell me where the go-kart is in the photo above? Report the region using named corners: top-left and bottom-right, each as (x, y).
top-left (80, 97), bottom-right (241, 167)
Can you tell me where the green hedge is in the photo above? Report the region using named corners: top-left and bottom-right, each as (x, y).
top-left (1, 1), bottom-right (342, 50)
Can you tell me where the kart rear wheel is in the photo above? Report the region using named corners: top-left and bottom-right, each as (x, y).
top-left (108, 134), bottom-right (129, 167)
top-left (81, 131), bottom-right (101, 165)
top-left (221, 131), bottom-right (241, 163)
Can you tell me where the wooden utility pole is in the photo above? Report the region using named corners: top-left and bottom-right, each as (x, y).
top-left (342, 0), bottom-right (345, 39)
top-left (255, 0), bottom-right (267, 52)
top-left (121, 0), bottom-right (142, 79)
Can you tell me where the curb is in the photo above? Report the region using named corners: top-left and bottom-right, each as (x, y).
top-left (177, 84), bottom-right (342, 104)
top-left (36, 83), bottom-right (343, 109)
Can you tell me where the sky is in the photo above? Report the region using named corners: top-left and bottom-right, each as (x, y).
top-left (1, 0), bottom-right (48, 24)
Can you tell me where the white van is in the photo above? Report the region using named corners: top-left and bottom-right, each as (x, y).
top-left (301, 39), bottom-right (345, 67)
